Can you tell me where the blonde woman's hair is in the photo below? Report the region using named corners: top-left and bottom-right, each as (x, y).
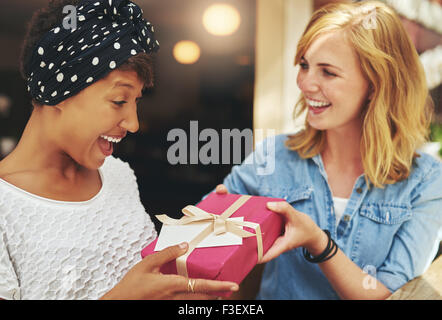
top-left (286, 0), bottom-right (433, 188)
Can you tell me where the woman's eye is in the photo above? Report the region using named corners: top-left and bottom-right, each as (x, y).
top-left (323, 69), bottom-right (337, 77)
top-left (300, 62), bottom-right (308, 70)
top-left (112, 97), bottom-right (142, 107)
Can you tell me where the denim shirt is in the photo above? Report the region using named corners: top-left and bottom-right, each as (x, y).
top-left (221, 134), bottom-right (442, 299)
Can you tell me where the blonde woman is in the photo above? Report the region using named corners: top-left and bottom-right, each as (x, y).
top-left (216, 1), bottom-right (442, 299)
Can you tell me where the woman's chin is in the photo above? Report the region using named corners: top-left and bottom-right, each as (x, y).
top-left (79, 150), bottom-right (107, 170)
top-left (78, 157), bottom-right (103, 170)
top-left (93, 151), bottom-right (108, 168)
top-left (307, 119), bottom-right (328, 131)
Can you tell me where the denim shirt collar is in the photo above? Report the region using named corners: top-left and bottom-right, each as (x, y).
top-left (311, 152), bottom-right (368, 238)
top-left (311, 153), bottom-right (328, 181)
top-left (311, 153), bottom-right (367, 191)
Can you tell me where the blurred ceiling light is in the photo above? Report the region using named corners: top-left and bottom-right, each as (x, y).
top-left (235, 55), bottom-right (251, 66)
top-left (0, 137), bottom-right (16, 157)
top-left (202, 3), bottom-right (241, 36)
top-left (173, 40), bottom-right (201, 64)
top-left (0, 93), bottom-right (12, 117)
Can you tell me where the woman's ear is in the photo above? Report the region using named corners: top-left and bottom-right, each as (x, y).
top-left (53, 99), bottom-right (66, 112)
top-left (30, 99), bottom-right (43, 112)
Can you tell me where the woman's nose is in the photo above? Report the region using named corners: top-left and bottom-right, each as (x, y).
top-left (119, 104), bottom-right (139, 133)
top-left (297, 70), bottom-right (320, 93)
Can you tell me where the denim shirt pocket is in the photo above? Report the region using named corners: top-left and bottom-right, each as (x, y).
top-left (285, 186), bottom-right (314, 204)
top-left (360, 203), bottom-right (412, 225)
top-left (262, 185), bottom-right (313, 212)
top-left (353, 202), bottom-right (412, 267)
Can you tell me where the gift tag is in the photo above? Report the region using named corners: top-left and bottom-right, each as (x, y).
top-left (154, 217), bottom-right (244, 251)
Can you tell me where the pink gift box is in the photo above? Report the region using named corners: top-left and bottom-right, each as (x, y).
top-left (141, 192), bottom-right (284, 297)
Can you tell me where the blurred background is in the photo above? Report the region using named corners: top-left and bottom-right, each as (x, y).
top-left (0, 0), bottom-right (441, 297)
top-left (0, 0), bottom-right (257, 230)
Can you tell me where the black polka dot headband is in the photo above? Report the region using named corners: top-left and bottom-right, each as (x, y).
top-left (26, 0), bottom-right (159, 106)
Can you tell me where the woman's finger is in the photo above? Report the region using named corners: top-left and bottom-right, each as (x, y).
top-left (215, 184), bottom-right (229, 194)
top-left (266, 201), bottom-right (296, 220)
top-left (259, 236), bottom-right (288, 264)
top-left (174, 276), bottom-right (239, 294)
top-left (193, 278), bottom-right (239, 294)
top-left (142, 242), bottom-right (188, 272)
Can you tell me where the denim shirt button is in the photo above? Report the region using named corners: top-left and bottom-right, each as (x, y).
top-left (356, 187), bottom-right (363, 194)
top-left (343, 215), bottom-right (351, 222)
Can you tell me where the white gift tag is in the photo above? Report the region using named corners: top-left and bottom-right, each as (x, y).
top-left (154, 217), bottom-right (244, 251)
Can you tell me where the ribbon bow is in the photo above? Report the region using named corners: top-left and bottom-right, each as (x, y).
top-left (155, 195), bottom-right (263, 278)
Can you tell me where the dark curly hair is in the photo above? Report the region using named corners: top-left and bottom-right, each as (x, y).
top-left (19, 0), bottom-right (155, 105)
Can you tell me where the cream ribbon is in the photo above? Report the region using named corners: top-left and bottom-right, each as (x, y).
top-left (155, 195), bottom-right (263, 278)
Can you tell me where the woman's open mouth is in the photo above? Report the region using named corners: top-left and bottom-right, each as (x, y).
top-left (306, 97), bottom-right (332, 114)
top-left (97, 135), bottom-right (123, 156)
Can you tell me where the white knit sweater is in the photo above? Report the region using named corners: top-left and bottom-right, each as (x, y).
top-left (0, 156), bottom-right (157, 300)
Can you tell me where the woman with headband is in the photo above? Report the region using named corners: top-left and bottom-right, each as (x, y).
top-left (0, 0), bottom-right (239, 300)
top-left (216, 1), bottom-right (442, 299)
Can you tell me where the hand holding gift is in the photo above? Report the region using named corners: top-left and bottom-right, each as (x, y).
top-left (141, 189), bottom-right (285, 297)
top-left (102, 242), bottom-right (239, 300)
top-left (214, 184), bottom-right (327, 262)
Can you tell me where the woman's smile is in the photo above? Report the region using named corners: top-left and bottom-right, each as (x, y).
top-left (305, 97), bottom-right (332, 107)
top-left (97, 134), bottom-right (125, 157)
top-left (305, 97), bottom-right (332, 115)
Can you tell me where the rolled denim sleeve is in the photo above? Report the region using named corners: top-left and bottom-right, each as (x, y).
top-left (376, 161), bottom-right (442, 293)
top-left (222, 160), bottom-right (260, 196)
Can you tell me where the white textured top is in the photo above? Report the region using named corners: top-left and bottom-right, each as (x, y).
top-left (0, 156), bottom-right (157, 300)
top-left (333, 196), bottom-right (349, 225)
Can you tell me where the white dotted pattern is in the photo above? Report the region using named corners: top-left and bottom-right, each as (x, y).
top-left (25, 0), bottom-right (160, 106)
top-left (0, 156), bottom-right (157, 300)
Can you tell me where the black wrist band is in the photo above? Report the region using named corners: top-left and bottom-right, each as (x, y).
top-left (305, 230), bottom-right (332, 262)
top-left (303, 230), bottom-right (338, 263)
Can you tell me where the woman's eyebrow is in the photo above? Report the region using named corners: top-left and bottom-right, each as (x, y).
top-left (112, 80), bottom-right (143, 99)
top-left (113, 81), bottom-right (135, 89)
top-left (301, 56), bottom-right (342, 71)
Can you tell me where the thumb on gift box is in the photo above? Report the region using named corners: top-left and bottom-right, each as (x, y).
top-left (142, 242), bottom-right (189, 272)
top-left (266, 201), bottom-right (293, 217)
top-left (215, 184), bottom-right (229, 194)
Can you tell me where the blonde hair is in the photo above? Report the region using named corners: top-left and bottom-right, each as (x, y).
top-left (286, 1), bottom-right (433, 188)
